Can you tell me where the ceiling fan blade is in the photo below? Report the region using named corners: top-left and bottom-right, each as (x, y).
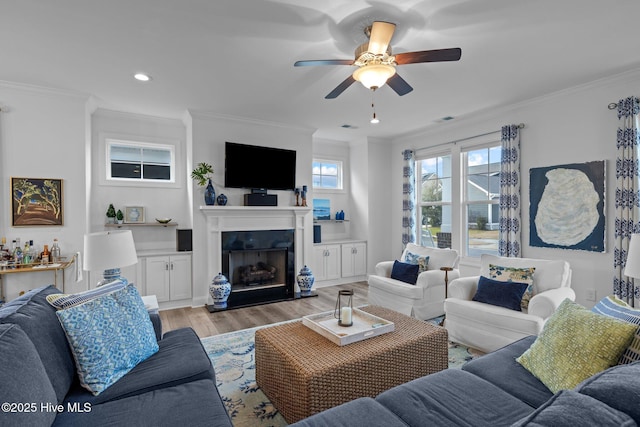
top-left (394, 48), bottom-right (462, 65)
top-left (368, 21), bottom-right (396, 55)
top-left (386, 73), bottom-right (413, 96)
top-left (325, 75), bottom-right (356, 99)
top-left (294, 59), bottom-right (354, 67)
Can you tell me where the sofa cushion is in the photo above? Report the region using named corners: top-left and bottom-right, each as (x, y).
top-left (592, 295), bottom-right (640, 364)
top-left (289, 397), bottom-right (407, 427)
top-left (0, 324), bottom-right (58, 427)
top-left (510, 389), bottom-right (636, 427)
top-left (479, 254), bottom-right (569, 293)
top-left (574, 361), bottom-right (640, 425)
top-left (473, 276), bottom-right (528, 311)
top-left (46, 279), bottom-right (127, 309)
top-left (463, 336), bottom-right (553, 408)
top-left (390, 260), bottom-right (419, 284)
top-left (56, 284), bottom-right (159, 395)
top-left (489, 264), bottom-right (535, 310)
top-left (401, 243), bottom-right (459, 270)
top-left (0, 285), bottom-right (75, 403)
top-left (516, 299), bottom-right (637, 393)
top-left (53, 379), bottom-right (233, 427)
top-left (402, 251), bottom-right (429, 273)
top-left (376, 368), bottom-right (533, 426)
top-left (64, 327), bottom-right (215, 405)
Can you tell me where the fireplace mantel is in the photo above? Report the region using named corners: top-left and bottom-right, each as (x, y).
top-left (200, 205), bottom-right (313, 298)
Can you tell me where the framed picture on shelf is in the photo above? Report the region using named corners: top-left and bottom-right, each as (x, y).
top-left (124, 206), bottom-right (145, 223)
top-left (11, 177), bottom-right (63, 226)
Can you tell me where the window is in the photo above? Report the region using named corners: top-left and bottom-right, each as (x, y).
top-left (463, 145), bottom-right (502, 256)
top-left (107, 139), bottom-right (175, 183)
top-left (312, 159), bottom-right (343, 190)
top-left (415, 140), bottom-right (502, 257)
top-left (416, 154), bottom-right (452, 248)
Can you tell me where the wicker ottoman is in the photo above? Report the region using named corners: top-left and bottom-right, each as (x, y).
top-left (255, 305), bottom-right (448, 423)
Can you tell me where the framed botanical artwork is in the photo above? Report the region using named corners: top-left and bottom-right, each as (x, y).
top-left (11, 177), bottom-right (63, 226)
top-left (529, 160), bottom-right (605, 252)
top-left (124, 206), bottom-right (145, 223)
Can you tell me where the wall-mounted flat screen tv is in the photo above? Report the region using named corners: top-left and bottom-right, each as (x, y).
top-left (224, 141), bottom-right (297, 191)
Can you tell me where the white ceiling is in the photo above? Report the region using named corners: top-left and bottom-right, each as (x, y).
top-left (2, 0), bottom-right (640, 141)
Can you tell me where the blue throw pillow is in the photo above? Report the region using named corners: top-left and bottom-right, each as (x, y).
top-left (56, 284), bottom-right (159, 395)
top-left (472, 275), bottom-right (528, 311)
top-left (391, 260), bottom-right (420, 285)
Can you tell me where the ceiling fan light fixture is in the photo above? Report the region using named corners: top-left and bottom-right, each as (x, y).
top-left (352, 64), bottom-right (395, 90)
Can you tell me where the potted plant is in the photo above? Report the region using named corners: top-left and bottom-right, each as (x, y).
top-left (192, 162), bottom-right (216, 205)
top-left (106, 203), bottom-right (116, 224)
top-left (116, 209), bottom-right (124, 224)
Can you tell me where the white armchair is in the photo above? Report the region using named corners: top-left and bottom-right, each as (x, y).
top-left (368, 244), bottom-right (460, 320)
top-left (444, 254), bottom-right (574, 353)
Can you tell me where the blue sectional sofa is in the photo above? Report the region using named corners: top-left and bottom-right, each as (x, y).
top-left (0, 285), bottom-right (233, 427)
top-left (291, 336), bottom-right (640, 427)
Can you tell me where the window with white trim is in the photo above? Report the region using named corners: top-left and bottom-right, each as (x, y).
top-left (107, 139), bottom-right (175, 183)
top-left (416, 154), bottom-right (452, 249)
top-left (312, 159), bottom-right (343, 190)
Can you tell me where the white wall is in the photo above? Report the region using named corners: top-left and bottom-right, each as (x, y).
top-left (189, 112), bottom-right (315, 306)
top-left (0, 83), bottom-right (88, 299)
top-left (391, 69), bottom-right (640, 308)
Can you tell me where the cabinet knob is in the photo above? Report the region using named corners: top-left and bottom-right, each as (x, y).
top-left (165, 263), bottom-right (169, 270)
top-left (170, 263), bottom-right (174, 270)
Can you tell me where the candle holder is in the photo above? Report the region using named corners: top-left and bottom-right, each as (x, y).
top-left (334, 289), bottom-right (354, 327)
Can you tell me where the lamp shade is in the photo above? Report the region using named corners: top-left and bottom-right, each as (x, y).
top-left (83, 230), bottom-right (138, 272)
top-left (352, 64), bottom-right (396, 89)
top-left (624, 233), bottom-right (640, 279)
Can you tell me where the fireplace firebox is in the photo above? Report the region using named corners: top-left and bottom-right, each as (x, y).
top-left (209, 229), bottom-right (295, 311)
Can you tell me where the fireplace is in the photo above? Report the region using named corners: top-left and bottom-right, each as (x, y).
top-left (213, 229), bottom-right (295, 310)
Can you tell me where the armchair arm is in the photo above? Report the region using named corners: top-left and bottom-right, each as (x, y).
top-left (528, 287), bottom-right (576, 320)
top-left (448, 276), bottom-right (479, 301)
top-left (415, 269), bottom-right (461, 288)
top-left (374, 261), bottom-right (395, 278)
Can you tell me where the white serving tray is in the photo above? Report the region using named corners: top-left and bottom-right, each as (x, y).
top-left (302, 308), bottom-right (395, 346)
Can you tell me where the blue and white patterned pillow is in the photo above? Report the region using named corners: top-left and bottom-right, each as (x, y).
top-left (402, 251), bottom-right (429, 273)
top-left (56, 284), bottom-right (158, 395)
top-left (489, 264), bottom-right (535, 310)
top-left (46, 279), bottom-right (127, 309)
top-left (592, 295), bottom-right (640, 365)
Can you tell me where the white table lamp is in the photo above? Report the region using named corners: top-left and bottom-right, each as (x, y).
top-left (625, 234), bottom-right (640, 280)
top-left (84, 230), bottom-right (138, 286)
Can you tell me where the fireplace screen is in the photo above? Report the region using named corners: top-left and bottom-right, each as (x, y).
top-left (227, 248), bottom-right (287, 291)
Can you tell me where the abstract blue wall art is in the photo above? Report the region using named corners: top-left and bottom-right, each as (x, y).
top-left (529, 161), bottom-right (605, 252)
top-left (313, 198), bottom-right (331, 220)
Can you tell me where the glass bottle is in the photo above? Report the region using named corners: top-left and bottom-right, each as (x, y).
top-left (41, 244), bottom-right (50, 264)
top-left (23, 240), bottom-right (31, 264)
top-left (14, 238), bottom-right (23, 265)
top-left (51, 239), bottom-right (61, 262)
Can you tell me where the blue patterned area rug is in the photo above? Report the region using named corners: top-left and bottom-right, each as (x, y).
top-left (201, 317), bottom-right (483, 427)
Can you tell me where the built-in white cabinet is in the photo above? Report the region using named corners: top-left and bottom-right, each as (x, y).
top-left (144, 254), bottom-right (192, 302)
top-left (313, 240), bottom-right (367, 284)
top-left (341, 242), bottom-right (367, 277)
top-left (313, 244), bottom-right (341, 281)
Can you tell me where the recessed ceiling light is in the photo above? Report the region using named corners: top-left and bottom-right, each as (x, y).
top-left (134, 73), bottom-right (151, 82)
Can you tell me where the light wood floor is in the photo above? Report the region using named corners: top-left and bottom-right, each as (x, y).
top-left (159, 281), bottom-right (369, 338)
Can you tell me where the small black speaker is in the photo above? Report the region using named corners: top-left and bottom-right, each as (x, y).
top-left (244, 193), bottom-right (278, 206)
top-left (313, 224), bottom-right (321, 243)
top-left (176, 229), bottom-right (192, 252)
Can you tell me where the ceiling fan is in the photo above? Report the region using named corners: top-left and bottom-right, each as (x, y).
top-left (294, 21), bottom-right (462, 99)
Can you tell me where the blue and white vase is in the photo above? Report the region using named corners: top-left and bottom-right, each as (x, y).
top-left (204, 179), bottom-right (216, 206)
top-left (216, 193), bottom-right (228, 206)
top-left (296, 265), bottom-right (315, 296)
top-left (209, 272), bottom-right (231, 309)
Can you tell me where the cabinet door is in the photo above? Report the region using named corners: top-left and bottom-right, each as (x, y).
top-left (324, 245), bottom-right (341, 280)
top-left (351, 242), bottom-right (367, 276)
top-left (145, 256), bottom-right (171, 302)
top-left (169, 255), bottom-right (192, 300)
top-left (313, 246), bottom-right (328, 281)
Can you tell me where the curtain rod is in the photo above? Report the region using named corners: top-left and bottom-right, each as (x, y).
top-left (412, 123), bottom-right (525, 152)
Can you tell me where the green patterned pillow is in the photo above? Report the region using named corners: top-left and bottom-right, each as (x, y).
top-left (56, 284), bottom-right (158, 395)
top-left (402, 251), bottom-right (429, 273)
top-left (489, 264), bottom-right (535, 310)
top-left (517, 299), bottom-right (637, 394)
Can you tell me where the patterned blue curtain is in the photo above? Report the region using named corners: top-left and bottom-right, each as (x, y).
top-left (614, 96), bottom-right (640, 305)
top-left (402, 149), bottom-right (416, 248)
top-left (498, 124), bottom-right (521, 257)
